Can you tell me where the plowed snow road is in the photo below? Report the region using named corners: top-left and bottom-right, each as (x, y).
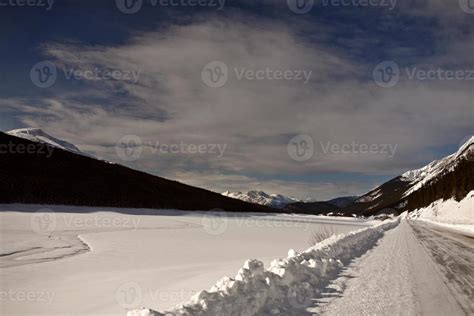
top-left (310, 220), bottom-right (472, 315)
top-left (410, 220), bottom-right (474, 313)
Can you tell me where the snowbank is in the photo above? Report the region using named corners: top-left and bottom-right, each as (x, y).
top-left (128, 219), bottom-right (399, 316)
top-left (408, 191), bottom-right (473, 237)
top-left (416, 220), bottom-right (474, 238)
top-left (409, 191), bottom-right (473, 225)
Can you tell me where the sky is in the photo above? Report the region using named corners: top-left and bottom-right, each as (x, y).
top-left (0, 0), bottom-right (473, 200)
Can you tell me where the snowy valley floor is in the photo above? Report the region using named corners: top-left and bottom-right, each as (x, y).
top-left (0, 204), bottom-right (370, 315)
top-left (0, 205), bottom-right (472, 316)
top-left (135, 218), bottom-right (471, 316)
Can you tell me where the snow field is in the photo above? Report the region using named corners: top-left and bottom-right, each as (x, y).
top-left (1, 206), bottom-right (372, 315)
top-left (129, 218), bottom-right (400, 316)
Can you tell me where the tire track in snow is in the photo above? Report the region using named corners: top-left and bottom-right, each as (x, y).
top-left (410, 220), bottom-right (474, 314)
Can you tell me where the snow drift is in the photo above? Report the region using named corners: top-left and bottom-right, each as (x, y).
top-left (409, 190), bottom-right (473, 236)
top-left (128, 219), bottom-right (399, 316)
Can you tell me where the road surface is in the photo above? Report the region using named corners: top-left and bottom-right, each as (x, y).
top-left (410, 220), bottom-right (474, 313)
top-left (309, 219), bottom-right (472, 315)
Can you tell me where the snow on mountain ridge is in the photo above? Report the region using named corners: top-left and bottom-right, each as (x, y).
top-left (355, 188), bottom-right (382, 203)
top-left (221, 190), bottom-right (301, 208)
top-left (402, 136), bottom-right (473, 196)
top-left (6, 128), bottom-right (84, 156)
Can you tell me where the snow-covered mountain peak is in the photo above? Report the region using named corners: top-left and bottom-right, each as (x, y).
top-left (401, 136), bottom-right (473, 196)
top-left (6, 128), bottom-right (83, 155)
top-left (456, 136), bottom-right (474, 157)
top-left (221, 190), bottom-right (301, 208)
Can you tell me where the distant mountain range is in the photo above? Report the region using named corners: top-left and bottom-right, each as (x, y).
top-left (1, 128), bottom-right (472, 217)
top-left (221, 191), bottom-right (301, 208)
top-left (281, 196), bottom-right (358, 215)
top-left (221, 190), bottom-right (358, 211)
top-left (222, 137), bottom-right (473, 217)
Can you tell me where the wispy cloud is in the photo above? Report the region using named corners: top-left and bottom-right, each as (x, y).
top-left (3, 7), bottom-right (473, 199)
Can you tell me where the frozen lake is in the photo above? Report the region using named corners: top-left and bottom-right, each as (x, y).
top-left (0, 204), bottom-right (373, 315)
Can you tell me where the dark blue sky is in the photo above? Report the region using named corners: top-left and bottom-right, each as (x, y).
top-left (1, 0), bottom-right (439, 99)
top-left (1, 0), bottom-right (472, 199)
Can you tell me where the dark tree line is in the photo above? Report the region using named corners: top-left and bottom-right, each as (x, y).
top-left (0, 132), bottom-right (276, 213)
top-left (406, 156), bottom-right (473, 211)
